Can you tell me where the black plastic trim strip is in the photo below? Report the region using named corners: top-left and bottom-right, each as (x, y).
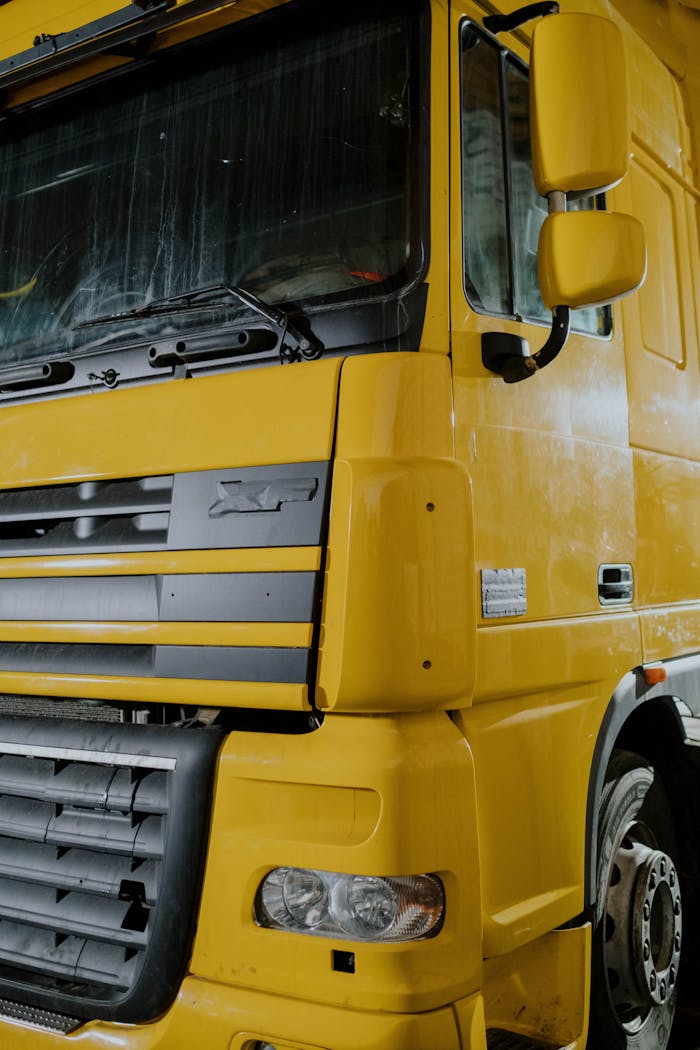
top-left (0, 1), bottom-right (252, 92)
top-left (0, 642), bottom-right (309, 683)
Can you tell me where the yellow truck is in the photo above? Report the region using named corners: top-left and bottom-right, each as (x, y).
top-left (0, 0), bottom-right (696, 1047)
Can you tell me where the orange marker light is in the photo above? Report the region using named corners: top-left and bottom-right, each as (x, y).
top-left (644, 666), bottom-right (667, 686)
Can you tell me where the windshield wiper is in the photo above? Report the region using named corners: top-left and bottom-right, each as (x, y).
top-left (73, 282), bottom-right (321, 363)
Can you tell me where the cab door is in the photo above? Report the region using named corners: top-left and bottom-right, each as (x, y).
top-left (447, 0), bottom-right (642, 965)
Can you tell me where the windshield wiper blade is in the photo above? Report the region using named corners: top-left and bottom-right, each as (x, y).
top-left (74, 282), bottom-right (321, 362)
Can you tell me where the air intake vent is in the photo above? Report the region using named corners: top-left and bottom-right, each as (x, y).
top-left (0, 476), bottom-right (172, 556)
top-left (0, 716), bottom-right (222, 1024)
top-left (0, 461), bottom-right (328, 556)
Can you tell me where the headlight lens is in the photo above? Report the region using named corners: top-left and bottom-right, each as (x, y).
top-left (255, 868), bottom-right (444, 942)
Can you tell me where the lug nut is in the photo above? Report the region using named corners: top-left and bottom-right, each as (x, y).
top-left (643, 900), bottom-right (651, 921)
top-left (650, 972), bottom-right (657, 991)
top-left (670, 870), bottom-right (676, 887)
top-left (643, 940), bottom-right (651, 961)
top-left (670, 965), bottom-right (676, 986)
top-left (660, 980), bottom-right (667, 1001)
top-left (650, 871), bottom-right (657, 889)
top-left (660, 858), bottom-right (667, 876)
top-left (675, 933), bottom-right (682, 952)
top-left (674, 898), bottom-right (681, 916)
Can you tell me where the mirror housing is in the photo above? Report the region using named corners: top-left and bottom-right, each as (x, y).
top-left (538, 211), bottom-right (647, 311)
top-left (530, 13), bottom-right (629, 196)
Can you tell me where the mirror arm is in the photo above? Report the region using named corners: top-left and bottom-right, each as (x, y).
top-left (481, 306), bottom-right (571, 383)
top-left (483, 2), bottom-right (559, 35)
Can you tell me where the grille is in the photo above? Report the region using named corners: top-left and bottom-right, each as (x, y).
top-left (0, 716), bottom-right (222, 1024)
top-left (0, 462), bottom-right (328, 556)
top-left (0, 461), bottom-right (330, 695)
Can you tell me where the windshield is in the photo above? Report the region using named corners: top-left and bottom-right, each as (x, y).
top-left (0, 0), bottom-right (424, 367)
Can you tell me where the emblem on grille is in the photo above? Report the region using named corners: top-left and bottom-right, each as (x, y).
top-left (208, 477), bottom-right (318, 516)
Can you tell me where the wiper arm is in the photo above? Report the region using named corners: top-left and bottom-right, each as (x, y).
top-left (74, 282), bottom-right (321, 362)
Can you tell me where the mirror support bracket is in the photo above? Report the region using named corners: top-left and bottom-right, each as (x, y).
top-left (483, 2), bottom-right (558, 35)
top-left (481, 306), bottom-right (571, 383)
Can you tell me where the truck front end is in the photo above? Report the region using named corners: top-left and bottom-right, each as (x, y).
top-left (0, 2), bottom-right (483, 1047)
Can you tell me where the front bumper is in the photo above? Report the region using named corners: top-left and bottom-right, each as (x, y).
top-left (0, 980), bottom-right (487, 1050)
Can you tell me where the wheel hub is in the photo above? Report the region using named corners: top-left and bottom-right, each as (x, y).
top-left (605, 839), bottom-right (682, 1021)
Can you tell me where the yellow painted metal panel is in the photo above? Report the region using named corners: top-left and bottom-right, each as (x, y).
top-left (192, 712), bottom-right (483, 1013)
top-left (634, 448), bottom-right (700, 607)
top-left (0, 360), bottom-right (341, 486)
top-left (631, 162), bottom-right (686, 365)
top-left (0, 620), bottom-right (313, 646)
top-left (0, 547), bottom-right (322, 577)
top-left (317, 353), bottom-right (474, 711)
top-left (641, 603), bottom-right (700, 662)
top-left (483, 926), bottom-right (591, 1047)
top-left (420, 0), bottom-right (451, 356)
top-left (0, 976), bottom-right (470, 1049)
top-left (0, 671), bottom-right (308, 709)
top-left (464, 426), bottom-right (635, 622)
top-left (460, 615), bottom-right (640, 956)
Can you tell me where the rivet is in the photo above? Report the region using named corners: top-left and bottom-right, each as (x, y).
top-left (426, 502), bottom-right (435, 512)
top-left (422, 660), bottom-right (432, 670)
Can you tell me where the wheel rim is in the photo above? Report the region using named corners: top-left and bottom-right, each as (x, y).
top-left (604, 818), bottom-right (682, 1032)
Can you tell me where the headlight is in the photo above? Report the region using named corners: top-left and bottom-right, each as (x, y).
top-left (255, 868), bottom-right (444, 942)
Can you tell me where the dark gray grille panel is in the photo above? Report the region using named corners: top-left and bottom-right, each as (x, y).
top-left (0, 642), bottom-right (309, 684)
top-left (0, 571), bottom-right (318, 623)
top-left (0, 462), bottom-right (329, 556)
top-left (0, 716), bottom-right (222, 1024)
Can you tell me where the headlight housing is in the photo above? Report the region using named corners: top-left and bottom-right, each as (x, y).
top-left (255, 868), bottom-right (444, 942)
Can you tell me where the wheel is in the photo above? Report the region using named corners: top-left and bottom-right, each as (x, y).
top-left (588, 750), bottom-right (682, 1049)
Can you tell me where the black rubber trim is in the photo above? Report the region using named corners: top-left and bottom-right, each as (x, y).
top-left (0, 715), bottom-right (223, 1024)
top-left (0, 643), bottom-right (309, 684)
top-left (0, 572), bottom-right (318, 623)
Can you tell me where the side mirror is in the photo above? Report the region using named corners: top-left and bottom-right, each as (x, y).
top-left (538, 211), bottom-right (647, 311)
top-left (482, 8), bottom-right (646, 383)
top-left (530, 14), bottom-right (629, 197)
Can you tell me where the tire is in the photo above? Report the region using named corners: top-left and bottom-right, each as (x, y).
top-left (587, 750), bottom-right (682, 1050)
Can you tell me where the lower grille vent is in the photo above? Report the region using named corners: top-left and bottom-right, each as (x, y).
top-left (0, 716), bottom-right (222, 1024)
top-left (0, 996), bottom-right (81, 1033)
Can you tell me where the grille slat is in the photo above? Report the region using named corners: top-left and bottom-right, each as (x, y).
top-left (0, 925), bottom-right (137, 990)
top-left (0, 880), bottom-right (147, 948)
top-left (0, 756), bottom-right (167, 813)
top-left (0, 477), bottom-right (173, 524)
top-left (45, 809), bottom-right (164, 859)
top-left (0, 717), bottom-right (222, 1023)
top-left (0, 839), bottom-right (158, 903)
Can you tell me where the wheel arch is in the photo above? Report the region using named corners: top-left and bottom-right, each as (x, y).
top-left (584, 654), bottom-right (700, 909)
